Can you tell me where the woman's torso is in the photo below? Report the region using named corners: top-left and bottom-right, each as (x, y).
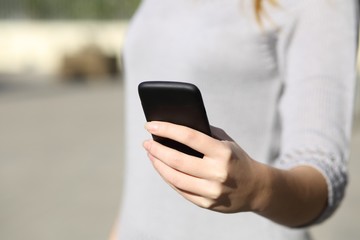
top-left (119, 0), bottom-right (309, 239)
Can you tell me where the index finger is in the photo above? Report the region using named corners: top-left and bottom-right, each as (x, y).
top-left (145, 121), bottom-right (224, 157)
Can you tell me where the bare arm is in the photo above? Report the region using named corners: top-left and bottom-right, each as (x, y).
top-left (143, 121), bottom-right (327, 227)
top-left (254, 164), bottom-right (327, 227)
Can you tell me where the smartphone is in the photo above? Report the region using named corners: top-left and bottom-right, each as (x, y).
top-left (138, 81), bottom-right (211, 158)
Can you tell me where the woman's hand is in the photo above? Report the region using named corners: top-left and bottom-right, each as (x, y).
top-left (142, 121), bottom-right (268, 213)
top-left (143, 121), bottom-right (328, 227)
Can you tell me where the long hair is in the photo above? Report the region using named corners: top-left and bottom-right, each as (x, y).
top-left (254, 0), bottom-right (278, 25)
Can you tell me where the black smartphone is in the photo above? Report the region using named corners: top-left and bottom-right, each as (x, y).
top-left (138, 81), bottom-right (211, 158)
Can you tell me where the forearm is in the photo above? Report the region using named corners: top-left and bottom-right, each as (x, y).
top-left (144, 121), bottom-right (329, 227)
top-left (252, 162), bottom-right (328, 227)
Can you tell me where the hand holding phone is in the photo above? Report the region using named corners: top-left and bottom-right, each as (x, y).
top-left (138, 81), bottom-right (211, 158)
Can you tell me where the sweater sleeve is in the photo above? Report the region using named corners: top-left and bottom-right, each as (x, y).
top-left (276, 0), bottom-right (359, 224)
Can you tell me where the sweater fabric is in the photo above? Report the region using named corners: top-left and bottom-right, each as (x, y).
top-left (118, 0), bottom-right (359, 239)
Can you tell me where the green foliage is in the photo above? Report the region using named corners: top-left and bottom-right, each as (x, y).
top-left (1, 0), bottom-right (141, 19)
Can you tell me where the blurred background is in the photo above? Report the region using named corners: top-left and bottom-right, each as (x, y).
top-left (0, 1), bottom-right (359, 240)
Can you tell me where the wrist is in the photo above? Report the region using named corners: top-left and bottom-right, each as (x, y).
top-left (248, 163), bottom-right (328, 227)
top-left (248, 160), bottom-right (274, 214)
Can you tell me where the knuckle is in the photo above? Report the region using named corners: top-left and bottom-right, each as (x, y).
top-left (164, 145), bottom-right (183, 164)
top-left (208, 183), bottom-right (223, 200)
top-left (183, 129), bottom-right (197, 143)
top-left (170, 155), bottom-right (184, 170)
top-left (199, 199), bottom-right (213, 209)
top-left (169, 174), bottom-right (182, 188)
top-left (160, 122), bottom-right (170, 134)
top-left (214, 170), bottom-right (229, 183)
top-left (220, 143), bottom-right (233, 160)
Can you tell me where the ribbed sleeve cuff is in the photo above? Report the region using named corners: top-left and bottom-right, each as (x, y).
top-left (275, 148), bottom-right (348, 225)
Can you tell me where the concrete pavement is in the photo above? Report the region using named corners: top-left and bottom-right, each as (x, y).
top-left (0, 80), bottom-right (124, 240)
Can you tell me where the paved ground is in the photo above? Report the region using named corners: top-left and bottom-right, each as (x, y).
top-left (0, 78), bottom-right (359, 240)
top-left (0, 79), bottom-right (124, 240)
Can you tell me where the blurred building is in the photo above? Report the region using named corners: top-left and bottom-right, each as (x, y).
top-left (0, 21), bottom-right (127, 77)
top-left (0, 0), bottom-right (139, 79)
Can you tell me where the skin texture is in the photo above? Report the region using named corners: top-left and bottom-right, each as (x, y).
top-left (143, 121), bottom-right (328, 227)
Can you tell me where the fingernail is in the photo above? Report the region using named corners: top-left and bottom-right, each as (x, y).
top-left (145, 122), bottom-right (159, 132)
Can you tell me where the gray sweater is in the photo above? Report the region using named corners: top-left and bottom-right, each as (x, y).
top-left (118, 0), bottom-right (359, 239)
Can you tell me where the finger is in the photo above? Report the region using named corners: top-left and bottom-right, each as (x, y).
top-left (174, 187), bottom-right (231, 213)
top-left (144, 140), bottom-right (221, 180)
top-left (173, 187), bottom-right (215, 210)
top-left (145, 121), bottom-right (224, 157)
top-left (149, 152), bottom-right (223, 200)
